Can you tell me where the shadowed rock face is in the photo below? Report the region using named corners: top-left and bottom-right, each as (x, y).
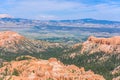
top-left (0, 56), bottom-right (105, 80)
top-left (81, 36), bottom-right (120, 54)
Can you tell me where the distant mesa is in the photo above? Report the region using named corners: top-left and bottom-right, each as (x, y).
top-left (81, 36), bottom-right (120, 54)
top-left (0, 14), bottom-right (13, 18)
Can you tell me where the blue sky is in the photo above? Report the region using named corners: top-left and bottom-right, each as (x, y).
top-left (0, 0), bottom-right (120, 21)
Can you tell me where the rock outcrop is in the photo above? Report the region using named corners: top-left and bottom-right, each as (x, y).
top-left (113, 76), bottom-right (120, 80)
top-left (112, 65), bottom-right (120, 75)
top-left (0, 31), bottom-right (25, 46)
top-left (0, 31), bottom-right (61, 54)
top-left (0, 56), bottom-right (105, 80)
top-left (111, 65), bottom-right (120, 80)
top-left (81, 36), bottom-right (120, 54)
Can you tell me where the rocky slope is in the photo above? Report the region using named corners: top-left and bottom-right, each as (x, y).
top-left (81, 36), bottom-right (120, 54)
top-left (62, 36), bottom-right (120, 80)
top-left (80, 36), bottom-right (120, 79)
top-left (111, 65), bottom-right (120, 80)
top-left (0, 31), bottom-right (63, 62)
top-left (0, 31), bottom-right (119, 80)
top-left (0, 56), bottom-right (105, 80)
top-left (0, 17), bottom-right (120, 44)
top-left (0, 31), bottom-right (61, 54)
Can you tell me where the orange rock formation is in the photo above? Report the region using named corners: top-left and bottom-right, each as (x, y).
top-left (0, 57), bottom-right (105, 80)
top-left (88, 36), bottom-right (120, 45)
top-left (0, 31), bottom-right (25, 46)
top-left (81, 36), bottom-right (120, 54)
top-left (0, 31), bottom-right (60, 54)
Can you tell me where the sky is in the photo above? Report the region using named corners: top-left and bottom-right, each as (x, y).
top-left (0, 0), bottom-right (120, 21)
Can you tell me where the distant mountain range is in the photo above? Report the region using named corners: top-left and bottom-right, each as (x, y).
top-left (0, 18), bottom-right (120, 28)
top-left (0, 17), bottom-right (120, 43)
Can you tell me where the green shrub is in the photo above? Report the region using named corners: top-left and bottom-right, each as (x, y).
top-left (12, 69), bottom-right (19, 76)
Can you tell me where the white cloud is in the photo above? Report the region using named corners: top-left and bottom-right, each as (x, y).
top-left (36, 14), bottom-right (59, 20)
top-left (10, 0), bottom-right (81, 11)
top-left (0, 14), bottom-right (13, 18)
top-left (0, 0), bottom-right (120, 20)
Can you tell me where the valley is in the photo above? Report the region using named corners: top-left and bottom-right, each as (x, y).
top-left (0, 31), bottom-right (119, 80)
top-left (0, 18), bottom-right (120, 80)
top-left (0, 18), bottom-right (120, 44)
top-left (1, 0), bottom-right (120, 80)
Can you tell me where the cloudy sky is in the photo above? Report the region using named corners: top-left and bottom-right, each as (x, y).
top-left (0, 0), bottom-right (120, 21)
